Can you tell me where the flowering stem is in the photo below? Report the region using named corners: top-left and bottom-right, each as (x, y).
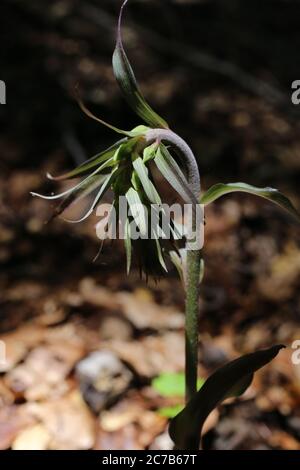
top-left (145, 129), bottom-right (201, 402)
top-left (185, 246), bottom-right (201, 401)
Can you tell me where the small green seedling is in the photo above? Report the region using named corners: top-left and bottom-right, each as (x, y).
top-left (152, 372), bottom-right (205, 418)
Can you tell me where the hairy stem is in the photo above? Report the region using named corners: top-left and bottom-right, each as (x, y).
top-left (145, 128), bottom-right (202, 402)
top-left (185, 246), bottom-right (201, 401)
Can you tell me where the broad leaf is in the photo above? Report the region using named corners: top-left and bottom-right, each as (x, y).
top-left (112, 0), bottom-right (168, 129)
top-left (169, 344), bottom-right (284, 450)
top-left (200, 182), bottom-right (300, 221)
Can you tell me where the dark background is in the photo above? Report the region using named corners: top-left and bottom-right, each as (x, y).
top-left (0, 0), bottom-right (299, 450)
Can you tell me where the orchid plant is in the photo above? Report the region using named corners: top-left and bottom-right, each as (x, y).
top-left (32, 0), bottom-right (299, 450)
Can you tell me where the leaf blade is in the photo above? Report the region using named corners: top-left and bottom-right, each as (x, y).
top-left (200, 182), bottom-right (300, 221)
top-left (124, 218), bottom-right (132, 274)
top-left (169, 344), bottom-right (285, 450)
top-left (133, 157), bottom-right (161, 204)
top-left (48, 139), bottom-right (127, 181)
top-left (112, 0), bottom-right (168, 129)
top-left (154, 145), bottom-right (196, 205)
top-left (125, 187), bottom-right (148, 236)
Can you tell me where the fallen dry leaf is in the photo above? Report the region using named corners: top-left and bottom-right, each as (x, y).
top-left (79, 278), bottom-right (184, 331)
top-left (5, 342), bottom-right (84, 401)
top-left (95, 424), bottom-right (143, 450)
top-left (79, 278), bottom-right (119, 309)
top-left (0, 379), bottom-right (14, 407)
top-left (0, 324), bottom-right (46, 373)
top-left (0, 406), bottom-right (36, 450)
top-left (268, 430), bottom-right (300, 450)
top-left (116, 289), bottom-right (184, 330)
top-left (106, 332), bottom-right (184, 377)
top-left (12, 424), bottom-right (51, 450)
top-left (24, 391), bottom-right (96, 450)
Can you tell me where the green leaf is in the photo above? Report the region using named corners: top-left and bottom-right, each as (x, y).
top-left (49, 175), bottom-right (106, 221)
top-left (31, 156), bottom-right (116, 201)
top-left (77, 92), bottom-right (135, 137)
top-left (158, 405), bottom-right (184, 419)
top-left (154, 238), bottom-right (168, 272)
top-left (169, 345), bottom-right (285, 450)
top-left (126, 187), bottom-right (148, 236)
top-left (130, 125), bottom-right (151, 137)
top-left (47, 139), bottom-right (127, 181)
top-left (200, 182), bottom-right (300, 221)
top-left (169, 250), bottom-right (185, 285)
top-left (154, 145), bottom-right (197, 205)
top-left (124, 218), bottom-right (132, 274)
top-left (133, 157), bottom-right (161, 204)
top-left (112, 0), bottom-right (168, 129)
top-left (199, 258), bottom-right (205, 284)
top-left (170, 250), bottom-right (205, 286)
top-left (143, 142), bottom-right (158, 163)
top-left (63, 167), bottom-right (120, 223)
top-left (152, 372), bottom-right (204, 398)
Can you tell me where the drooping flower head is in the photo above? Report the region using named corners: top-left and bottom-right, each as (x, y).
top-left (31, 0), bottom-right (199, 276)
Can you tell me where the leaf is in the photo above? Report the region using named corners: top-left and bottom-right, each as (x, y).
top-left (112, 0), bottom-right (168, 129)
top-left (200, 182), bottom-right (300, 221)
top-left (158, 405), bottom-right (184, 419)
top-left (170, 250), bottom-right (205, 286)
top-left (47, 139), bottom-right (127, 181)
top-left (63, 168), bottom-right (120, 223)
top-left (133, 157), bottom-right (161, 204)
top-left (77, 93), bottom-right (149, 138)
top-left (126, 187), bottom-right (148, 236)
top-left (124, 218), bottom-right (132, 274)
top-left (169, 344), bottom-right (285, 450)
top-left (169, 250), bottom-right (185, 285)
top-left (154, 145), bottom-right (197, 205)
top-left (31, 156), bottom-right (116, 201)
top-left (143, 142), bottom-right (158, 163)
top-left (154, 238), bottom-right (168, 272)
top-left (76, 92), bottom-right (134, 137)
top-left (50, 175), bottom-right (106, 221)
top-left (129, 125), bottom-right (151, 137)
top-left (152, 372), bottom-right (204, 398)
top-left (199, 258), bottom-right (205, 284)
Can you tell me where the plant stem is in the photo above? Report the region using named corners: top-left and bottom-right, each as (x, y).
top-left (145, 128), bottom-right (202, 404)
top-left (185, 248), bottom-right (201, 402)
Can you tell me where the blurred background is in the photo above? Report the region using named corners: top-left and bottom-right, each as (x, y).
top-left (0, 0), bottom-right (300, 450)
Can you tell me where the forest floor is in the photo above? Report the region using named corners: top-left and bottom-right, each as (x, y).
top-left (0, 165), bottom-right (300, 450)
top-left (1, 0), bottom-right (300, 451)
